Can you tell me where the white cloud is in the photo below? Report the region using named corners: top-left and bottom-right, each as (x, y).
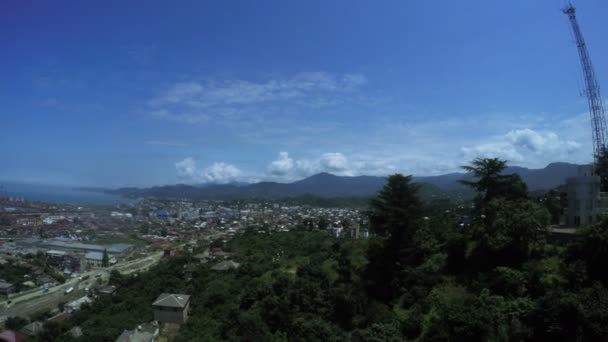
top-left (147, 72), bottom-right (367, 124)
top-left (504, 128), bottom-right (580, 154)
top-left (319, 153), bottom-right (349, 173)
top-left (505, 128), bottom-right (546, 152)
top-left (268, 152), bottom-right (294, 176)
top-left (460, 143), bottom-right (524, 163)
top-left (265, 152), bottom-right (389, 181)
top-left (461, 128), bottom-right (581, 167)
top-left (175, 158), bottom-right (244, 184)
top-left (200, 162), bottom-right (243, 184)
top-left (175, 158), bottom-right (198, 181)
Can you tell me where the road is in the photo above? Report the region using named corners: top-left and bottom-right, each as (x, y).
top-left (0, 251), bottom-right (163, 322)
top-left (0, 231), bottom-right (223, 322)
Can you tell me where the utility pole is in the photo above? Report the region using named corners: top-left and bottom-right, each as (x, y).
top-left (563, 4), bottom-right (607, 159)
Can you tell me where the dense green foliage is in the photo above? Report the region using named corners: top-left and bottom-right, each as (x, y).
top-left (19, 158), bottom-right (608, 341)
top-left (0, 262), bottom-right (32, 293)
top-left (595, 147), bottom-right (608, 192)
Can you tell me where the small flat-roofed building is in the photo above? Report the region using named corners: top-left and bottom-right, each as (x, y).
top-left (152, 293), bottom-right (191, 324)
top-left (67, 296), bottom-right (92, 311)
top-left (36, 275), bottom-right (57, 287)
top-left (98, 285), bottom-right (116, 295)
top-left (115, 322), bottom-right (159, 342)
top-left (0, 282), bottom-right (14, 295)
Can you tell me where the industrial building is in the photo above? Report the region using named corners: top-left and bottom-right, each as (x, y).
top-left (15, 238), bottom-right (131, 256)
top-left (45, 250), bottom-right (87, 273)
top-left (39, 239), bottom-right (132, 256)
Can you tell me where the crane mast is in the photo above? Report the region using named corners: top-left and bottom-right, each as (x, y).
top-left (563, 4), bottom-right (608, 159)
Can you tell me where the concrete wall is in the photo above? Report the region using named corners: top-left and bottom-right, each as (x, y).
top-left (566, 165), bottom-right (605, 226)
top-left (152, 302), bottom-right (189, 324)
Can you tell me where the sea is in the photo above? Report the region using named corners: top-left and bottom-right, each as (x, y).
top-left (0, 182), bottom-right (134, 206)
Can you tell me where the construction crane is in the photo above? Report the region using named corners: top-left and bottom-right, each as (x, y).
top-left (563, 4), bottom-right (608, 160)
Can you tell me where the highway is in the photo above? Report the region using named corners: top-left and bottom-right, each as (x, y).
top-left (0, 231), bottom-right (225, 322)
top-left (0, 251), bottom-right (163, 322)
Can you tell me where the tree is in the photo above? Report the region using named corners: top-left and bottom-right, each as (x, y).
top-left (341, 219), bottom-right (352, 239)
top-left (102, 249), bottom-right (109, 268)
top-left (4, 316), bottom-right (28, 330)
top-left (566, 216), bottom-right (608, 285)
top-left (318, 217), bottom-right (329, 230)
top-left (460, 158), bottom-right (527, 208)
top-left (467, 199), bottom-right (550, 271)
top-left (365, 174), bottom-right (423, 302)
top-left (595, 147), bottom-right (608, 192)
top-left (368, 174), bottom-right (421, 238)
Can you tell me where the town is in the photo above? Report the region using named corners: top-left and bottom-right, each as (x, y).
top-left (0, 196), bottom-right (369, 341)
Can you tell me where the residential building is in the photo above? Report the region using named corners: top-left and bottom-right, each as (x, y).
top-left (98, 285), bottom-right (117, 296)
top-left (566, 165), bottom-right (608, 226)
top-left (152, 293), bottom-right (191, 324)
top-left (67, 296), bottom-right (92, 311)
top-left (36, 275), bottom-right (57, 287)
top-left (0, 282), bottom-right (14, 295)
top-left (19, 322), bottom-right (43, 337)
top-left (115, 322), bottom-right (159, 342)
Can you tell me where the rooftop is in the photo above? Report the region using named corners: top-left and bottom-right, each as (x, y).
top-left (19, 321), bottom-right (44, 337)
top-left (0, 281), bottom-right (14, 289)
top-left (0, 330), bottom-right (28, 342)
top-left (152, 293), bottom-right (191, 308)
top-left (37, 238), bottom-right (132, 254)
top-left (115, 322), bottom-right (159, 342)
top-left (211, 260), bottom-right (241, 271)
top-left (98, 285), bottom-right (116, 294)
top-left (85, 251), bottom-right (103, 261)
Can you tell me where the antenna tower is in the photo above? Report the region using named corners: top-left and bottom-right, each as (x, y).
top-left (563, 4), bottom-right (608, 159)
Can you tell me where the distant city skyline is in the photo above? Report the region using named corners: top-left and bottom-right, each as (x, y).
top-left (2, 0), bottom-right (607, 187)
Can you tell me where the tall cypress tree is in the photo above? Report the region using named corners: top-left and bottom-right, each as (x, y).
top-left (102, 248), bottom-right (109, 267)
top-left (365, 174), bottom-right (422, 302)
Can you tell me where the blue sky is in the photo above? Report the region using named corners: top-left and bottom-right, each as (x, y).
top-left (2, 0), bottom-right (607, 187)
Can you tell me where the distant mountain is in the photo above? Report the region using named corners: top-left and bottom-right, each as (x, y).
top-left (109, 162), bottom-right (582, 201)
top-left (413, 162), bottom-right (580, 192)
